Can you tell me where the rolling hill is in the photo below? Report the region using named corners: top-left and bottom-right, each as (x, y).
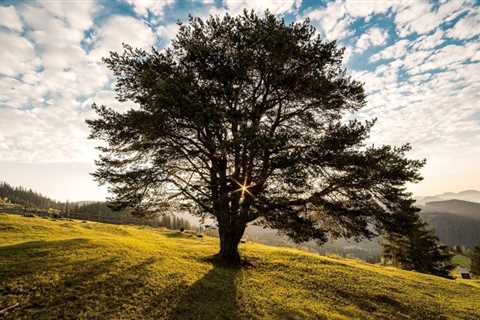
top-left (420, 199), bottom-right (480, 247)
top-left (1, 213), bottom-right (479, 319)
top-left (423, 199), bottom-right (480, 218)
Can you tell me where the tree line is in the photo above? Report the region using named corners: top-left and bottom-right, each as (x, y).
top-left (0, 182), bottom-right (192, 231)
top-left (67, 202), bottom-right (193, 231)
top-left (0, 182), bottom-right (63, 210)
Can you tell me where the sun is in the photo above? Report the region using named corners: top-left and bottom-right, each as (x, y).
top-left (231, 176), bottom-right (254, 200)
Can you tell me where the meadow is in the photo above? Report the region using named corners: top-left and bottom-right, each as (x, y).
top-left (1, 213), bottom-right (479, 319)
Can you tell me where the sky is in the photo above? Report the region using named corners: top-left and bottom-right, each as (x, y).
top-left (0, 0), bottom-right (479, 201)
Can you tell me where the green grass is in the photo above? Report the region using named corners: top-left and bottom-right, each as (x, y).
top-left (1, 213), bottom-right (479, 319)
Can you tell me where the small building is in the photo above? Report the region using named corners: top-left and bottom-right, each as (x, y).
top-left (458, 266), bottom-right (471, 279)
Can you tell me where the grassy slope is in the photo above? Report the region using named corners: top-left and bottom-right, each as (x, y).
top-left (1, 214), bottom-right (479, 320)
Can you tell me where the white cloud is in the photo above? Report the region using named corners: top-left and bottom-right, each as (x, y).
top-left (83, 89), bottom-right (138, 113)
top-left (394, 0), bottom-right (467, 37)
top-left (447, 12), bottom-right (480, 39)
top-left (408, 42), bottom-right (480, 74)
top-left (305, 0), bottom-right (394, 42)
top-left (224, 0), bottom-right (301, 16)
top-left (411, 29), bottom-right (444, 51)
top-left (0, 76), bottom-right (44, 109)
top-left (20, 1), bottom-right (97, 39)
top-left (157, 23), bottom-right (180, 45)
top-left (125, 0), bottom-right (175, 17)
top-left (0, 105), bottom-right (96, 163)
top-left (20, 4), bottom-right (87, 47)
top-left (355, 27), bottom-right (388, 52)
top-left (39, 0), bottom-right (97, 32)
top-left (402, 50), bottom-right (433, 72)
top-left (354, 56), bottom-right (480, 172)
top-left (435, 0), bottom-right (468, 23)
top-left (343, 46), bottom-right (353, 63)
top-left (309, 0), bottom-right (396, 23)
top-left (369, 39), bottom-right (409, 62)
top-left (0, 5), bottom-right (23, 32)
top-left (343, 0), bottom-right (396, 19)
top-left (89, 15), bottom-right (156, 61)
top-left (0, 1), bottom-right (108, 165)
top-left (0, 32), bottom-right (39, 77)
top-left (394, 1), bottom-right (435, 37)
top-left (39, 44), bottom-right (86, 70)
top-left (305, 3), bottom-right (352, 41)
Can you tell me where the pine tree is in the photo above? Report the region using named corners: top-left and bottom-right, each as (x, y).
top-left (382, 231), bottom-right (410, 267)
top-left (471, 246), bottom-right (480, 276)
top-left (87, 11), bottom-right (424, 264)
top-left (382, 212), bottom-right (453, 278)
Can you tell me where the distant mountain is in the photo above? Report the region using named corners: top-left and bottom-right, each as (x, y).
top-left (419, 199), bottom-right (480, 247)
top-left (416, 190), bottom-right (480, 205)
top-left (423, 199), bottom-right (480, 218)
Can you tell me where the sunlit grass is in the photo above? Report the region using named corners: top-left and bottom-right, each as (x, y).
top-left (1, 213), bottom-right (479, 319)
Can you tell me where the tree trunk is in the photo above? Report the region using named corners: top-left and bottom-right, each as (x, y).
top-left (218, 220), bottom-right (246, 265)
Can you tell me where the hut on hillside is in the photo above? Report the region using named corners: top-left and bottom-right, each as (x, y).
top-left (458, 266), bottom-right (471, 279)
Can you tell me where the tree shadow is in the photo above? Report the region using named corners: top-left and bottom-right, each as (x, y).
top-left (167, 260), bottom-right (244, 320)
top-left (0, 238), bottom-right (96, 279)
top-left (0, 238), bottom-right (164, 319)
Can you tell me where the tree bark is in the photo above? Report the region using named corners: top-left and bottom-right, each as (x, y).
top-left (218, 220), bottom-right (246, 265)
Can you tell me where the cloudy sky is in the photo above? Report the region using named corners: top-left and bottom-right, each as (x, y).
top-left (0, 0), bottom-right (479, 201)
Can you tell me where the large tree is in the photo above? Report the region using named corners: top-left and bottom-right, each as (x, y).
top-left (87, 11), bottom-right (424, 264)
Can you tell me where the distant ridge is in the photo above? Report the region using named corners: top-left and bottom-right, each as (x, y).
top-left (416, 189), bottom-right (480, 205)
top-left (423, 199), bottom-right (480, 219)
top-left (420, 198), bottom-right (480, 246)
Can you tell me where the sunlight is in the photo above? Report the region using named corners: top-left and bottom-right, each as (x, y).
top-left (231, 176), bottom-right (254, 200)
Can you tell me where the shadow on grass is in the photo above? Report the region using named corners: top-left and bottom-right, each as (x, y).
top-left (0, 238), bottom-right (165, 319)
top-left (1, 237), bottom-right (247, 319)
top-left (0, 238), bottom-right (96, 278)
top-left (167, 259), bottom-right (243, 320)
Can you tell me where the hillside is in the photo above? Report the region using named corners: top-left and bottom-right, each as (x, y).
top-left (2, 181), bottom-right (478, 261)
top-left (1, 214), bottom-right (479, 319)
top-left (423, 199), bottom-right (480, 218)
top-left (420, 199), bottom-right (480, 247)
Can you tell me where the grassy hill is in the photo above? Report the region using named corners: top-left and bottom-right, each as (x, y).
top-left (1, 214), bottom-right (479, 319)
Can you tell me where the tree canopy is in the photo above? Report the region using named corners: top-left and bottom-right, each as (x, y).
top-left (87, 11), bottom-right (424, 264)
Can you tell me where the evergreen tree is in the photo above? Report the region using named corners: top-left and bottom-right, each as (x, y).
top-left (452, 245), bottom-right (463, 254)
top-left (471, 246), bottom-right (480, 276)
top-left (383, 211), bottom-right (453, 278)
top-left (0, 182), bottom-right (62, 210)
top-left (87, 11), bottom-right (424, 264)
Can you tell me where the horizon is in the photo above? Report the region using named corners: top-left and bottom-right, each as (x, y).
top-left (1, 164), bottom-right (480, 203)
top-left (1, 0), bottom-right (479, 201)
